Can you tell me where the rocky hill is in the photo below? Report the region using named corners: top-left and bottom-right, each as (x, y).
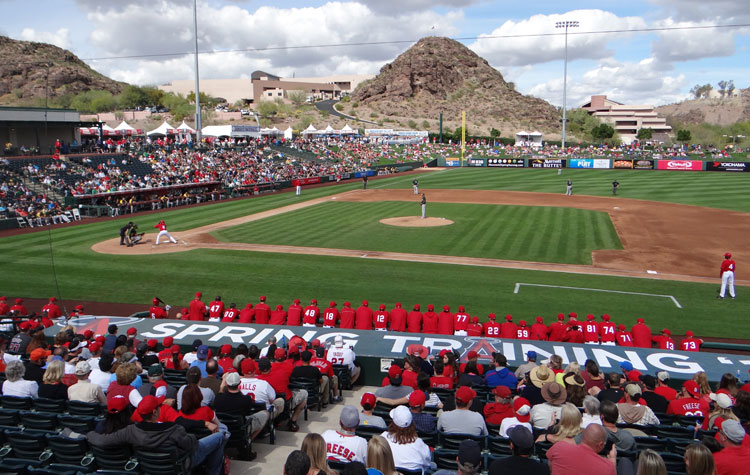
top-left (656, 90), bottom-right (750, 126)
top-left (350, 37), bottom-right (560, 136)
top-left (0, 36), bottom-right (125, 106)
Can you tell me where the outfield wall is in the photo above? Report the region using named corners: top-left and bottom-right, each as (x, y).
top-left (46, 316), bottom-right (747, 385)
top-left (439, 157), bottom-right (750, 172)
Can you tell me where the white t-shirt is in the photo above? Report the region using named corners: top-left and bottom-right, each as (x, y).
top-left (2, 379), bottom-right (39, 399)
top-left (326, 346), bottom-right (356, 371)
top-left (89, 368), bottom-right (112, 394)
top-left (499, 417), bottom-right (533, 437)
top-left (322, 429), bottom-right (367, 464)
top-left (530, 402), bottom-right (563, 429)
top-left (239, 377), bottom-right (276, 410)
top-left (182, 352), bottom-right (198, 365)
top-left (382, 431), bottom-right (431, 471)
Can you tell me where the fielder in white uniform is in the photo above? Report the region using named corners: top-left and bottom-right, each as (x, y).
top-left (154, 220), bottom-right (178, 245)
top-left (322, 405), bottom-right (368, 463)
top-left (719, 252), bottom-right (737, 299)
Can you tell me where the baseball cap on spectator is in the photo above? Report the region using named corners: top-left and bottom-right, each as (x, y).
top-left (310, 339), bottom-right (321, 348)
top-left (148, 364), bottom-right (164, 377)
top-left (626, 370), bottom-right (643, 382)
top-left (274, 348), bottom-right (286, 360)
top-left (196, 345), bottom-right (209, 360)
top-left (18, 321), bottom-right (30, 331)
top-left (69, 340), bottom-right (86, 352)
top-left (127, 327), bottom-right (137, 336)
top-left (457, 440), bottom-right (482, 471)
top-left (466, 350), bottom-right (478, 360)
top-left (640, 375), bottom-right (657, 390)
top-left (508, 425), bottom-right (534, 449)
top-left (334, 335), bottom-right (344, 348)
top-left (620, 361), bottom-right (634, 372)
top-left (340, 405), bottom-right (360, 428)
top-left (721, 420), bottom-right (745, 444)
top-left (75, 361), bottom-right (91, 376)
top-left (456, 386), bottom-right (477, 404)
top-left (108, 396), bottom-right (130, 414)
top-left (83, 330), bottom-right (94, 340)
top-left (170, 344), bottom-right (181, 354)
top-left (526, 351), bottom-right (537, 361)
top-left (657, 371), bottom-right (670, 382)
top-left (225, 372), bottom-right (241, 387)
top-left (439, 349), bottom-right (450, 358)
top-left (406, 344), bottom-right (428, 359)
top-left (409, 391), bottom-right (426, 407)
top-left (492, 386), bottom-right (511, 398)
top-left (513, 397), bottom-right (532, 423)
top-left (241, 358), bottom-right (257, 375)
top-left (95, 335), bottom-right (106, 344)
top-left (711, 392), bottom-right (733, 409)
top-left (122, 352), bottom-right (138, 364)
top-left (258, 358), bottom-right (271, 373)
top-left (136, 342), bottom-right (149, 355)
top-left (388, 365), bottom-right (403, 383)
top-left (625, 383), bottom-right (642, 398)
top-left (361, 393), bottom-right (377, 408)
top-left (30, 348), bottom-right (51, 361)
top-left (137, 395), bottom-right (163, 416)
top-left (220, 344), bottom-right (232, 355)
top-left (683, 380), bottom-right (700, 398)
top-left (146, 339), bottom-right (157, 350)
top-left (390, 405), bottom-right (413, 428)
top-left (191, 339), bottom-right (203, 350)
top-left (163, 336), bottom-right (174, 347)
top-left (88, 342), bottom-right (101, 353)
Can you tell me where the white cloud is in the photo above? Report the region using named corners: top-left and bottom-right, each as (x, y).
top-left (469, 9), bottom-right (648, 67)
top-left (650, 18), bottom-right (749, 63)
top-left (19, 27), bottom-right (72, 49)
top-left (358, 0), bottom-right (477, 13)
top-left (648, 0), bottom-right (750, 22)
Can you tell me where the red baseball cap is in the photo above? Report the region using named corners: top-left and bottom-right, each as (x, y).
top-left (49, 297), bottom-right (56, 302)
top-left (505, 314), bottom-right (513, 322)
top-left (413, 304), bottom-right (420, 310)
top-left (344, 301), bottom-right (351, 307)
top-left (108, 396), bottom-right (130, 414)
top-left (519, 320), bottom-right (527, 326)
top-left (379, 304), bottom-right (386, 310)
top-left (127, 327), bottom-right (137, 335)
top-left (0, 296), bottom-right (6, 300)
top-left (95, 335), bottom-right (106, 344)
top-left (147, 339), bottom-right (157, 349)
top-left (83, 330), bottom-right (94, 340)
top-left (637, 318), bottom-right (645, 324)
top-left (602, 314), bottom-right (610, 321)
top-left (439, 349), bottom-right (450, 358)
top-left (493, 386), bottom-right (511, 398)
top-left (683, 380), bottom-right (700, 398)
top-left (15, 298), bottom-right (23, 304)
top-left (569, 312), bottom-right (577, 319)
top-left (330, 301), bottom-right (336, 307)
top-left (456, 386), bottom-right (477, 403)
top-left (311, 299), bottom-right (317, 304)
top-left (409, 391), bottom-right (426, 407)
top-left (617, 324), bottom-right (626, 331)
top-left (427, 304), bottom-right (434, 311)
top-left (396, 302), bottom-right (402, 308)
top-left (725, 252), bottom-right (732, 259)
top-left (686, 331), bottom-right (694, 337)
top-left (488, 313), bottom-right (496, 320)
top-left (467, 350), bottom-right (478, 359)
top-left (443, 305), bottom-right (450, 311)
top-left (88, 342), bottom-right (101, 353)
top-left (241, 358), bottom-right (257, 375)
top-left (662, 329), bottom-right (671, 335)
top-left (472, 317), bottom-right (478, 323)
top-left (557, 313), bottom-right (565, 321)
top-left (260, 296), bottom-right (266, 301)
top-left (274, 348), bottom-right (286, 360)
top-left (388, 365), bottom-right (403, 379)
top-left (586, 314), bottom-right (595, 321)
top-left (136, 395), bottom-right (164, 415)
top-left (220, 344), bottom-right (232, 355)
top-left (30, 348), bottom-right (51, 361)
top-left (458, 305), bottom-right (465, 312)
top-left (311, 339), bottom-right (321, 348)
top-left (536, 316), bottom-right (544, 323)
top-left (170, 344), bottom-right (181, 354)
top-left (74, 305), bottom-right (84, 312)
top-left (276, 304), bottom-right (284, 310)
top-left (163, 336), bottom-right (174, 347)
top-left (294, 299), bottom-right (300, 304)
top-left (362, 300), bottom-right (368, 306)
top-left (513, 397), bottom-right (531, 423)
top-left (18, 321), bottom-right (30, 331)
top-left (361, 393), bottom-right (377, 407)
top-left (152, 298), bottom-right (159, 305)
top-left (195, 292), bottom-right (202, 298)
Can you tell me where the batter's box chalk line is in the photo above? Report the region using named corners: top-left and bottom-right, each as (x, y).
top-left (513, 282), bottom-right (682, 309)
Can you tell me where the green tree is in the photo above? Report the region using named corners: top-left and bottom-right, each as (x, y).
top-left (490, 128), bottom-right (501, 138)
top-left (143, 87), bottom-right (165, 107)
top-left (287, 90), bottom-right (307, 107)
top-left (257, 100), bottom-right (278, 117)
top-left (422, 120), bottom-right (430, 129)
top-left (591, 123), bottom-right (615, 141)
top-left (408, 120), bottom-right (417, 129)
top-left (676, 129), bottom-right (692, 142)
top-left (118, 85), bottom-right (150, 109)
top-left (636, 128), bottom-right (653, 140)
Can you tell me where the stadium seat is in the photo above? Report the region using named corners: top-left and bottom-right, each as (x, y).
top-left (534, 440), bottom-right (553, 460)
top-left (134, 448), bottom-right (191, 475)
top-left (27, 463), bottom-right (89, 475)
top-left (355, 425), bottom-right (384, 441)
top-left (19, 410), bottom-right (59, 432)
top-left (289, 377), bottom-right (322, 414)
top-left (216, 412), bottom-right (253, 461)
top-left (668, 438), bottom-right (694, 456)
top-left (488, 435), bottom-right (513, 455)
top-left (396, 467), bottom-right (423, 475)
top-left (417, 430), bottom-right (438, 448)
top-left (2, 429), bottom-right (49, 460)
top-left (433, 448), bottom-right (459, 470)
top-left (327, 460), bottom-right (349, 472)
top-left (66, 400), bottom-right (104, 417)
top-left (675, 415), bottom-right (703, 428)
top-left (485, 453), bottom-right (511, 470)
top-left (0, 458), bottom-right (44, 473)
top-left (32, 397), bottom-right (66, 413)
top-left (91, 444), bottom-right (135, 471)
top-left (44, 433), bottom-right (95, 467)
top-left (0, 408), bottom-right (21, 426)
top-left (654, 412), bottom-right (675, 425)
top-left (0, 396), bottom-right (33, 410)
top-left (438, 431), bottom-right (486, 451)
top-left (655, 425), bottom-right (697, 440)
top-left (634, 436), bottom-right (669, 452)
top-left (248, 402), bottom-right (275, 445)
top-left (659, 452), bottom-right (687, 473)
top-left (332, 365), bottom-right (352, 390)
top-left (57, 414), bottom-right (99, 433)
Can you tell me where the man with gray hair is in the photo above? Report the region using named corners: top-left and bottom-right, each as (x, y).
top-left (714, 419), bottom-right (750, 473)
top-left (581, 395), bottom-right (602, 428)
top-left (321, 405), bottom-right (367, 463)
top-left (548, 424), bottom-right (616, 475)
top-left (68, 361), bottom-right (107, 404)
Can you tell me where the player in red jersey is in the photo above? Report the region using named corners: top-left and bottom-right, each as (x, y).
top-left (422, 304), bottom-right (438, 334)
top-left (483, 313), bottom-right (501, 338)
top-left (631, 318), bottom-right (652, 348)
top-left (355, 300), bottom-right (373, 330)
top-left (467, 317), bottom-right (483, 336)
top-left (389, 302), bottom-right (407, 332)
top-left (41, 297), bottom-right (62, 321)
top-left (652, 329), bottom-right (675, 350)
top-left (269, 304), bottom-right (287, 325)
top-left (0, 296), bottom-right (9, 316)
top-left (531, 316), bottom-right (548, 341)
top-left (582, 314), bottom-right (600, 344)
top-left (680, 331), bottom-right (703, 352)
top-left (207, 296), bottom-right (225, 322)
top-left (406, 304), bottom-right (422, 333)
top-left (221, 303), bottom-right (239, 322)
top-left (323, 301), bottom-right (339, 328)
top-left (254, 296), bottom-right (271, 324)
top-left (453, 305), bottom-right (470, 335)
top-left (718, 252), bottom-right (736, 299)
top-left (615, 324), bottom-right (634, 347)
top-left (515, 321), bottom-right (531, 340)
top-left (302, 299), bottom-right (320, 327)
top-left (547, 314), bottom-right (567, 341)
top-left (9, 298), bottom-right (27, 316)
top-left (437, 305), bottom-right (454, 335)
top-left (500, 315), bottom-right (517, 339)
top-left (374, 304), bottom-right (389, 331)
top-left (563, 324), bottom-right (585, 343)
top-left (187, 292), bottom-right (207, 321)
top-left (238, 303), bottom-right (254, 323)
top-left (340, 301), bottom-right (356, 329)
top-left (286, 299), bottom-right (302, 326)
top-left (148, 298), bottom-right (168, 320)
top-left (598, 314), bottom-right (616, 346)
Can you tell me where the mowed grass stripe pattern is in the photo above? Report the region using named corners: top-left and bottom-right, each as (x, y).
top-left (390, 168), bottom-right (750, 211)
top-left (213, 201), bottom-right (622, 264)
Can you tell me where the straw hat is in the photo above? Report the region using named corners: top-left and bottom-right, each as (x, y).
top-left (529, 365), bottom-right (553, 388)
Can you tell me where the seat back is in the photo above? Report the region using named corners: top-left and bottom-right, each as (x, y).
top-left (216, 412), bottom-right (253, 460)
top-left (0, 408), bottom-right (21, 426)
top-left (488, 435), bottom-right (513, 455)
top-left (332, 365), bottom-right (352, 390)
top-left (655, 425), bottom-right (696, 440)
top-left (417, 430), bottom-right (438, 448)
top-left (438, 431), bottom-right (486, 451)
top-left (355, 425), bottom-right (384, 441)
top-left (659, 452), bottom-right (687, 473)
top-left (135, 448), bottom-right (190, 475)
top-left (32, 397), bottom-right (66, 413)
top-left (91, 443), bottom-right (134, 470)
top-left (44, 434), bottom-right (94, 466)
top-left (634, 436), bottom-right (668, 452)
top-left (1, 396), bottom-right (33, 410)
top-left (534, 440), bottom-right (553, 459)
top-left (19, 411), bottom-right (59, 432)
top-left (57, 414), bottom-right (98, 433)
top-left (433, 447), bottom-right (459, 470)
top-left (289, 377), bottom-right (321, 411)
top-left (3, 429), bottom-right (48, 459)
top-left (66, 400), bottom-right (104, 416)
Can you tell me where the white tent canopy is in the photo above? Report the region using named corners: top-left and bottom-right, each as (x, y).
top-left (514, 130), bottom-right (543, 148)
top-left (302, 124), bottom-right (317, 135)
top-left (341, 124), bottom-right (355, 134)
top-left (102, 124), bottom-right (116, 133)
top-left (176, 121), bottom-right (196, 134)
top-left (201, 124), bottom-right (260, 138)
top-left (323, 125), bottom-right (335, 133)
top-left (114, 121), bottom-right (136, 132)
top-left (147, 121), bottom-right (177, 136)
top-left (284, 127), bottom-right (293, 140)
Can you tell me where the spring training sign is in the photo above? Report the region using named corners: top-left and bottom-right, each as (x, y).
top-left (51, 317), bottom-right (746, 383)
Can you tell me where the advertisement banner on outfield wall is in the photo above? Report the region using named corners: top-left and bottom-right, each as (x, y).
top-left (705, 161), bottom-right (750, 172)
top-left (445, 158), bottom-right (461, 167)
top-left (50, 316), bottom-right (740, 384)
top-left (467, 159), bottom-right (485, 167)
top-left (530, 159), bottom-right (565, 169)
top-left (613, 159), bottom-right (655, 169)
top-left (487, 158), bottom-right (525, 168)
top-left (657, 160), bottom-right (703, 171)
top-left (293, 177), bottom-right (321, 186)
top-left (568, 158), bottom-right (609, 169)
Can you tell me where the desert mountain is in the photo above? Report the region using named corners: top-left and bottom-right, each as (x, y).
top-left (351, 36), bottom-right (560, 135)
top-left (656, 90), bottom-right (750, 126)
top-left (0, 35), bottom-right (125, 106)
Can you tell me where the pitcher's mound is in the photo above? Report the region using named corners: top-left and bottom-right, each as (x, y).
top-left (380, 216), bottom-right (454, 227)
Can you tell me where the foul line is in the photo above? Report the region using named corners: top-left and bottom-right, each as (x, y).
top-left (514, 283), bottom-right (682, 308)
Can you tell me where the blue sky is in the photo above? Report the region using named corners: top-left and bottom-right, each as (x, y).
top-left (1, 0), bottom-right (748, 107)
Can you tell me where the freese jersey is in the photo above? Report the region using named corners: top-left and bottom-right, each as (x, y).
top-left (667, 397), bottom-right (709, 418)
top-left (322, 430), bottom-right (367, 463)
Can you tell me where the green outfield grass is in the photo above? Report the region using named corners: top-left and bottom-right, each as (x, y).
top-left (214, 201), bottom-right (621, 264)
top-left (1, 169), bottom-right (749, 338)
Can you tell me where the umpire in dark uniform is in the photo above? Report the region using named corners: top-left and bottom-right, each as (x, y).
top-left (119, 222), bottom-right (133, 246)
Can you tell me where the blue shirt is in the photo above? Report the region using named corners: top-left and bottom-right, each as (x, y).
top-left (484, 366), bottom-right (517, 390)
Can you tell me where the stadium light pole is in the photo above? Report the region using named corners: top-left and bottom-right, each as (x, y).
top-left (193, 0), bottom-right (202, 142)
top-left (556, 20), bottom-right (578, 150)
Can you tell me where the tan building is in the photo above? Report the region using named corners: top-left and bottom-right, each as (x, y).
top-left (159, 71), bottom-right (373, 106)
top-left (581, 95), bottom-right (672, 144)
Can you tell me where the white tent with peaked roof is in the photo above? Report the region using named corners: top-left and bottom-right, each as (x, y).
top-left (341, 124), bottom-right (355, 134)
top-left (176, 121), bottom-right (196, 134)
top-left (284, 127), bottom-right (293, 140)
top-left (147, 121), bottom-right (178, 136)
top-left (302, 124), bottom-right (317, 135)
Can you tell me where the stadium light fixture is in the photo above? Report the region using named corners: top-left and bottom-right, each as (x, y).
top-left (556, 20), bottom-right (579, 150)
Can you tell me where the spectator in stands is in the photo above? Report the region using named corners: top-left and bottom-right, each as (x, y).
top-left (238, 358), bottom-right (283, 417)
top-left (430, 359), bottom-right (453, 389)
top-left (69, 360), bottom-right (107, 404)
top-left (434, 439), bottom-right (482, 475)
top-left (1, 359), bottom-right (38, 398)
top-left (90, 353), bottom-right (115, 394)
top-left (706, 393), bottom-right (739, 431)
top-left (408, 390), bottom-right (436, 433)
top-left (178, 385), bottom-right (223, 435)
top-left (312, 346), bottom-right (341, 404)
top-left (7, 321), bottom-right (32, 355)
top-left (375, 365), bottom-right (412, 401)
top-left (95, 396), bottom-right (132, 434)
top-left (177, 366), bottom-right (215, 410)
top-left (86, 395), bottom-right (226, 475)
top-left (667, 381), bottom-right (710, 418)
top-left (639, 375), bottom-right (669, 414)
top-left (617, 383), bottom-right (659, 426)
top-left (596, 373), bottom-right (624, 403)
top-left (683, 443), bottom-right (715, 475)
top-left (564, 373), bottom-right (586, 407)
top-left (284, 450), bottom-right (311, 475)
top-left (692, 372), bottom-right (713, 406)
top-left (38, 359), bottom-right (67, 400)
top-left (499, 397), bottom-right (532, 437)
top-left (25, 329), bottom-right (49, 355)
top-left (536, 402), bottom-right (582, 444)
top-left (514, 351), bottom-right (538, 381)
top-left (290, 350), bottom-right (324, 404)
top-left (301, 433), bottom-right (336, 475)
top-left (107, 362), bottom-right (142, 407)
top-left (382, 405), bottom-right (431, 472)
top-left (457, 361), bottom-right (483, 387)
top-left (593, 399), bottom-right (635, 451)
top-left (366, 434), bottom-right (398, 475)
top-left (483, 385), bottom-right (514, 426)
top-left (547, 424), bottom-right (616, 475)
top-left (716, 373), bottom-right (740, 399)
top-left (655, 371), bottom-right (678, 401)
top-left (355, 393), bottom-right (384, 429)
top-left (102, 324), bottom-right (118, 354)
top-left (484, 353), bottom-right (517, 390)
top-left (732, 390), bottom-right (750, 421)
top-left (522, 365), bottom-right (554, 406)
top-left (322, 405), bottom-right (368, 463)
top-left (199, 359), bottom-right (222, 396)
top-left (581, 395), bottom-right (602, 428)
top-left (437, 386), bottom-right (488, 436)
top-left (24, 348), bottom-right (49, 384)
top-left (257, 356), bottom-right (306, 432)
top-left (489, 425), bottom-right (549, 475)
top-left (530, 382), bottom-right (567, 430)
top-left (138, 364), bottom-right (177, 400)
top-left (582, 359), bottom-right (606, 392)
top-left (636, 449), bottom-right (667, 474)
top-left (214, 372), bottom-right (265, 447)
top-left (327, 335), bottom-right (361, 385)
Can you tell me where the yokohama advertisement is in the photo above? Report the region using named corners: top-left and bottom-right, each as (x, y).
top-left (657, 160), bottom-right (703, 171)
top-left (705, 161), bottom-right (750, 172)
top-left (487, 158), bottom-right (525, 168)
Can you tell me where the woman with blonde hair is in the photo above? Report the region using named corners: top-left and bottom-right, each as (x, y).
top-left (367, 435), bottom-right (397, 475)
top-left (684, 443), bottom-right (715, 475)
top-left (705, 393), bottom-right (739, 431)
top-left (39, 360), bottom-right (68, 400)
top-left (536, 402), bottom-right (582, 444)
top-left (637, 449), bottom-right (667, 475)
top-left (693, 372), bottom-right (712, 406)
top-left (301, 433), bottom-right (337, 475)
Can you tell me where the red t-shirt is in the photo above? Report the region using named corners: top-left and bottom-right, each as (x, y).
top-left (323, 308), bottom-right (339, 327)
top-left (453, 312), bottom-right (470, 332)
top-left (218, 356), bottom-right (235, 374)
top-left (340, 307), bottom-right (356, 329)
top-left (402, 370), bottom-right (418, 389)
top-left (179, 406), bottom-right (215, 422)
top-left (406, 311), bottom-right (422, 333)
top-left (437, 311), bottom-right (454, 335)
top-left (714, 440), bottom-right (750, 475)
top-left (483, 402), bottom-right (515, 425)
top-left (582, 322), bottom-right (600, 343)
top-left (311, 357), bottom-right (333, 378)
top-left (208, 301), bottom-right (225, 320)
top-left (221, 308), bottom-right (239, 322)
top-left (484, 321), bottom-right (501, 338)
top-left (374, 311), bottom-right (389, 330)
top-left (667, 397), bottom-right (709, 418)
top-left (355, 306), bottom-right (373, 330)
top-left (254, 303), bottom-right (271, 324)
top-left (287, 304), bottom-right (303, 326)
top-left (599, 322), bottom-right (616, 343)
top-left (430, 375), bottom-right (453, 389)
top-left (303, 305), bottom-right (320, 325)
top-left (389, 307), bottom-right (407, 332)
top-left (654, 385), bottom-right (678, 401)
top-left (259, 365), bottom-right (292, 400)
top-left (616, 331), bottom-right (634, 346)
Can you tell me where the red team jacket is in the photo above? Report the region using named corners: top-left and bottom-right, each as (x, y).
top-left (632, 321), bottom-right (652, 348)
top-left (323, 306), bottom-right (340, 327)
top-left (422, 308), bottom-right (438, 334)
top-left (287, 301), bottom-right (303, 326)
top-left (254, 302), bottom-right (271, 324)
top-left (340, 304), bottom-right (356, 329)
top-left (406, 308), bottom-right (422, 333)
top-left (355, 304), bottom-right (373, 330)
top-left (389, 304), bottom-right (407, 332)
top-left (221, 307), bottom-right (239, 322)
top-left (437, 309), bottom-right (454, 335)
top-left (238, 304), bottom-right (254, 323)
top-left (483, 320), bottom-right (501, 338)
